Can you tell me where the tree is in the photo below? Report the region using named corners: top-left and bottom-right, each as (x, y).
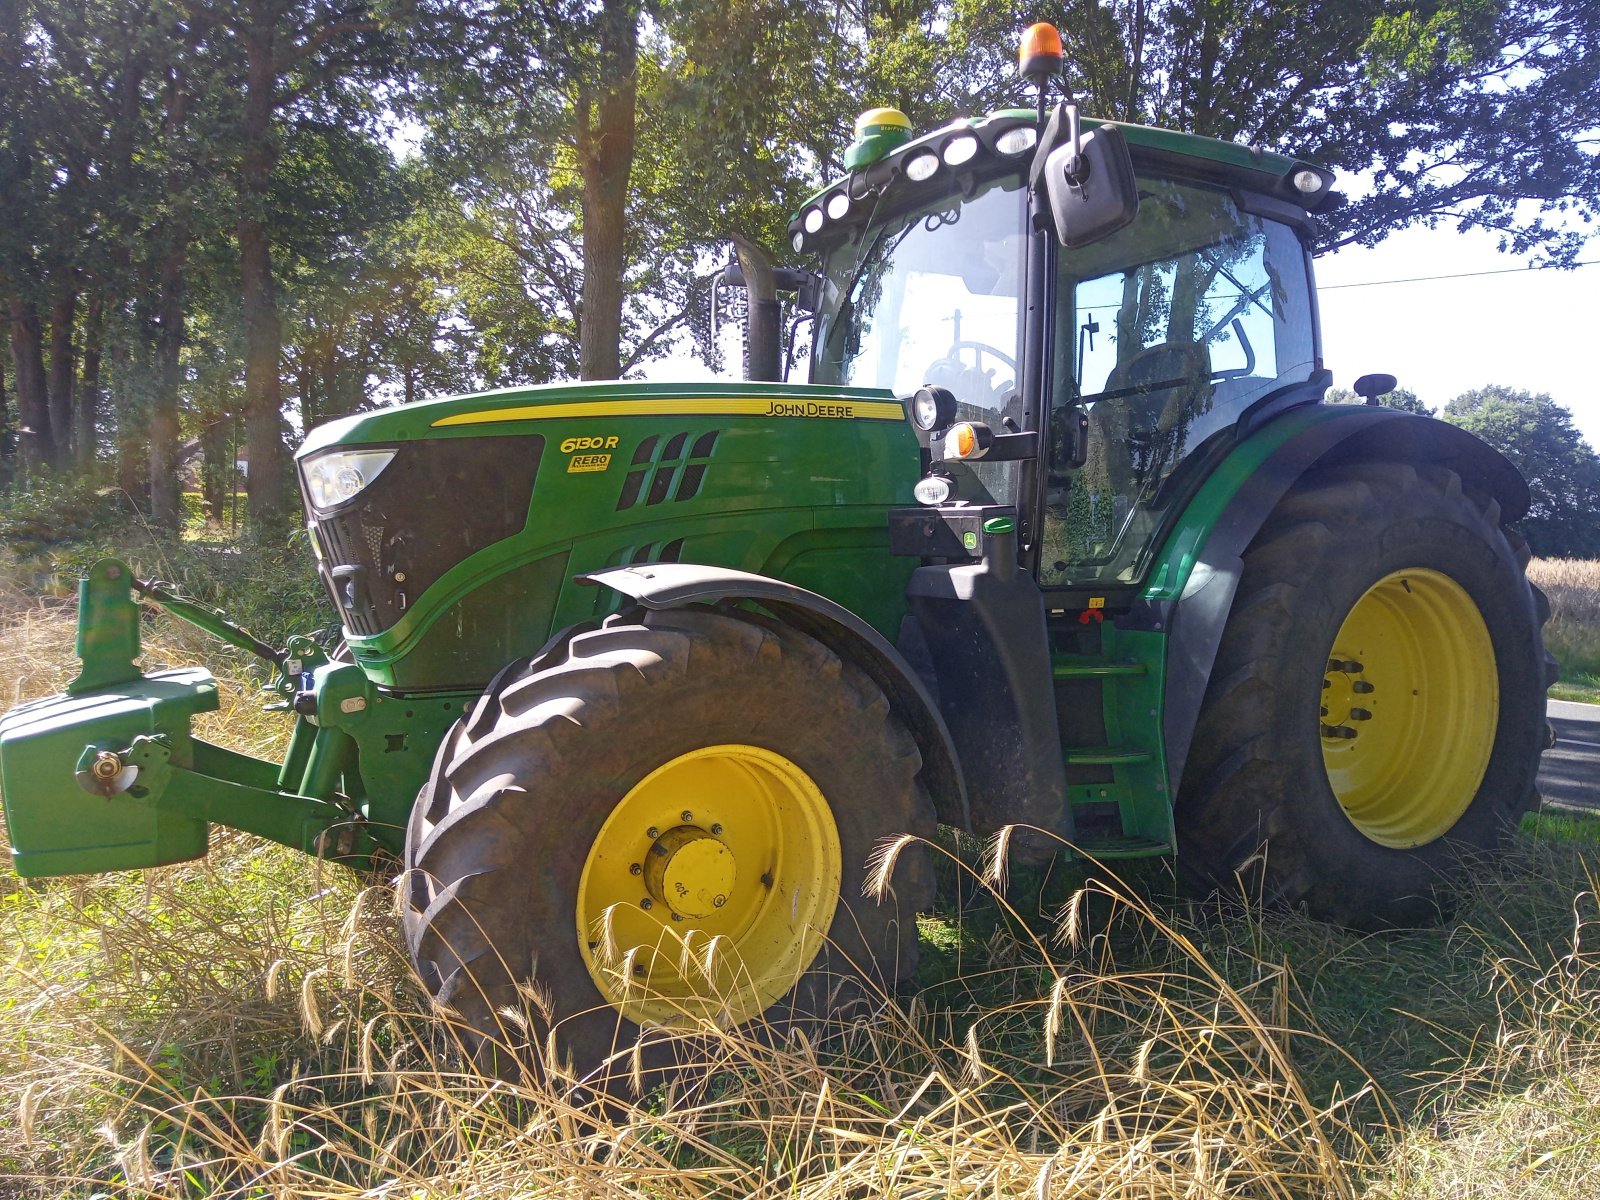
top-left (1326, 385), bottom-right (1434, 415)
top-left (1440, 385), bottom-right (1600, 557)
top-left (889, 1), bottom-right (1598, 262)
top-left (176, 0), bottom-right (395, 524)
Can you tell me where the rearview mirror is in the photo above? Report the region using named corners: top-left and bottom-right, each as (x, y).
top-left (1031, 104), bottom-right (1139, 249)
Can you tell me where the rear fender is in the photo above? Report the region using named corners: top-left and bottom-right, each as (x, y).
top-left (1128, 405), bottom-right (1529, 793)
top-left (579, 563), bottom-right (971, 831)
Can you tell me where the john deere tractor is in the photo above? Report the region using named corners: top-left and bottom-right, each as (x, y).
top-left (0, 24), bottom-right (1553, 1080)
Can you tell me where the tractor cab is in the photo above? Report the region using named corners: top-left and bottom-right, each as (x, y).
top-left (797, 97), bottom-right (1334, 597)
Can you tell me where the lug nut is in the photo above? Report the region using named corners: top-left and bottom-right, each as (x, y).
top-left (640, 898), bottom-right (653, 910)
top-left (646, 826), bottom-right (659, 839)
top-left (1350, 708), bottom-right (1372, 721)
top-left (671, 912), bottom-right (683, 922)
top-left (681, 810), bottom-right (694, 823)
top-left (710, 823), bottom-right (723, 835)
top-left (1321, 723), bottom-right (1358, 739)
top-left (629, 862), bottom-right (642, 876)
top-left (1352, 680), bottom-right (1375, 694)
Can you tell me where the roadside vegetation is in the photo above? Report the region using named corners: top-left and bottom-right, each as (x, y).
top-left (1530, 557), bottom-right (1600, 703)
top-left (3, 532), bottom-right (1600, 1197)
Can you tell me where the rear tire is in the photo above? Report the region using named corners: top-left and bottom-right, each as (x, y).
top-left (1176, 462), bottom-right (1550, 928)
top-left (402, 607), bottom-right (935, 1085)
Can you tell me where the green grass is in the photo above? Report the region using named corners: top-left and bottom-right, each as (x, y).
top-left (1549, 675), bottom-right (1600, 704)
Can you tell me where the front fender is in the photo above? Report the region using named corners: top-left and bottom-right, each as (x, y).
top-left (579, 563), bottom-right (971, 831)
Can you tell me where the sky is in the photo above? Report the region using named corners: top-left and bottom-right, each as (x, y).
top-left (1314, 226), bottom-right (1598, 447)
top-left (646, 222), bottom-right (1597, 450)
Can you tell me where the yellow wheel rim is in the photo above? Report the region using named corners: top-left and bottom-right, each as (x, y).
top-left (1321, 568), bottom-right (1498, 848)
top-left (575, 745), bottom-right (841, 1027)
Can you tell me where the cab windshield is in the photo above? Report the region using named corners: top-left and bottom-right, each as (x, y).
top-left (812, 172), bottom-right (1028, 502)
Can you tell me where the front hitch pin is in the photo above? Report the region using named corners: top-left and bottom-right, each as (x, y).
top-left (75, 746), bottom-right (139, 797)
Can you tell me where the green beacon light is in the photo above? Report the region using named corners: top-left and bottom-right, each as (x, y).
top-left (844, 107), bottom-right (913, 171)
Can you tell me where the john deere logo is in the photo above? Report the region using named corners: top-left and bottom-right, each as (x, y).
top-left (765, 401), bottom-right (858, 418)
top-left (963, 531), bottom-right (979, 550)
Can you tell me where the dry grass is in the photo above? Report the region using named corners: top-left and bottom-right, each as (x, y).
top-left (1529, 558), bottom-right (1600, 701)
top-left (3, 564), bottom-right (1600, 1197)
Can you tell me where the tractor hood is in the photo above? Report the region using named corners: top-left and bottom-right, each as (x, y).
top-left (293, 380), bottom-right (921, 692)
top-left (297, 380), bottom-right (907, 457)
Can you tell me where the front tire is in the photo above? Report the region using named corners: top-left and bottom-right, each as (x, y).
top-left (402, 607), bottom-right (935, 1082)
top-left (1176, 462), bottom-right (1550, 927)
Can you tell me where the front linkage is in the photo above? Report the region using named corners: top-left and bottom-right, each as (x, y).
top-left (0, 558), bottom-right (396, 878)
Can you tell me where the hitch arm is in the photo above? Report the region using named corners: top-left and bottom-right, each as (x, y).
top-left (132, 577), bottom-right (286, 669)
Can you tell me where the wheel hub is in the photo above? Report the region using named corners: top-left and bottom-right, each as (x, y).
top-left (574, 744), bottom-right (841, 1028)
top-left (1321, 658), bottom-right (1375, 740)
top-left (1319, 568), bottom-right (1498, 848)
top-left (644, 825), bottom-right (736, 918)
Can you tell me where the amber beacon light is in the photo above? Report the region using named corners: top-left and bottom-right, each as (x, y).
top-left (1018, 22), bottom-right (1063, 80)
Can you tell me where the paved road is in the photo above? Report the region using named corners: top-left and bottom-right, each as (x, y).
top-left (1539, 698), bottom-right (1600, 812)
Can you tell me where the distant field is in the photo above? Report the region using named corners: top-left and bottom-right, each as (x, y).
top-left (1529, 558), bottom-right (1600, 703)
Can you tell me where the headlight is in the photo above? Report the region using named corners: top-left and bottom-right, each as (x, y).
top-left (303, 448), bottom-right (397, 512)
top-left (914, 475), bottom-right (952, 505)
top-left (903, 152), bottom-right (939, 182)
top-left (910, 385), bottom-right (957, 431)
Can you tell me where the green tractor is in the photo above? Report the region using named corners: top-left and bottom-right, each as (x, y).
top-left (0, 24), bottom-right (1553, 1081)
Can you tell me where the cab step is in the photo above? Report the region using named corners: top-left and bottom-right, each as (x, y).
top-left (1064, 745), bottom-right (1154, 766)
top-left (1072, 835), bottom-right (1172, 858)
top-left (1052, 657), bottom-right (1148, 679)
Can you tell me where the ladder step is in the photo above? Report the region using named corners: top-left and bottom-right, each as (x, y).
top-left (1052, 658), bottom-right (1147, 679)
top-left (1065, 746), bottom-right (1154, 766)
top-left (1074, 836), bottom-right (1172, 859)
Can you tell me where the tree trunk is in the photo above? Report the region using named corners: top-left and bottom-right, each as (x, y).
top-left (150, 59), bottom-right (194, 529)
top-left (47, 291), bottom-right (76, 464)
top-left (150, 232), bottom-right (187, 528)
top-left (199, 416), bottom-right (229, 524)
top-left (239, 28), bottom-right (286, 523)
top-left (0, 355), bottom-right (10, 486)
top-left (112, 338), bottom-right (144, 500)
top-left (7, 295), bottom-right (56, 474)
top-left (575, 0), bottom-right (639, 381)
top-left (77, 293), bottom-right (104, 467)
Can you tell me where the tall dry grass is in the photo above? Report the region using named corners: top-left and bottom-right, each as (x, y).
top-left (1529, 557), bottom-right (1600, 689)
top-left (2, 560), bottom-right (1600, 1197)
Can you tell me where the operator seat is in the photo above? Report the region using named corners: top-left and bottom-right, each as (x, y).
top-left (1091, 340), bottom-right (1212, 499)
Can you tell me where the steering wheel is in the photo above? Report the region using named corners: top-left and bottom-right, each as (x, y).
top-left (943, 339), bottom-right (1016, 375)
top-left (921, 340), bottom-right (1018, 411)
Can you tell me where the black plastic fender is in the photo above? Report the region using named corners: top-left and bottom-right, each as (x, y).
top-left (578, 562), bottom-right (971, 831)
top-left (1125, 406), bottom-right (1532, 794)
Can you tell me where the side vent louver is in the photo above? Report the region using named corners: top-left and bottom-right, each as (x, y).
top-left (616, 430), bottom-right (720, 510)
top-left (596, 538), bottom-right (689, 614)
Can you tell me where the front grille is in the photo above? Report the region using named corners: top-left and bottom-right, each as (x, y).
top-left (305, 435), bottom-right (543, 636)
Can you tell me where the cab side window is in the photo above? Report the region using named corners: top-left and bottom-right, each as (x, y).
top-left (1041, 180), bottom-right (1316, 587)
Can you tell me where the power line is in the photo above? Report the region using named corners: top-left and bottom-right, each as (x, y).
top-left (1320, 259), bottom-right (1598, 290)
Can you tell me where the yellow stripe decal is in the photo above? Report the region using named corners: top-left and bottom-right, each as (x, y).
top-left (431, 397), bottom-right (905, 427)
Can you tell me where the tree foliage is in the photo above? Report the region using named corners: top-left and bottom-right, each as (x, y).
top-left (1441, 385), bottom-right (1600, 557)
top-left (1, 0), bottom-right (1595, 532)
